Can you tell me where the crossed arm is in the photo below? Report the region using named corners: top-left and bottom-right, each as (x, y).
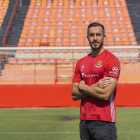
top-left (71, 77), bottom-right (117, 101)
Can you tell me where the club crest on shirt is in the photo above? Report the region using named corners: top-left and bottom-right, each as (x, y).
top-left (95, 61), bottom-right (102, 68)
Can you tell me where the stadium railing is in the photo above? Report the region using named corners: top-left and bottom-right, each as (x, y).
top-left (0, 46), bottom-right (139, 84)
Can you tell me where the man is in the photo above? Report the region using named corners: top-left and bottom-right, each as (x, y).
top-left (71, 22), bottom-right (120, 140)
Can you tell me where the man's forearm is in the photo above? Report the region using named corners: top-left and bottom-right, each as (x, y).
top-left (81, 84), bottom-right (108, 101)
top-left (78, 77), bottom-right (116, 101)
top-left (72, 88), bottom-right (88, 101)
top-left (72, 83), bottom-right (99, 101)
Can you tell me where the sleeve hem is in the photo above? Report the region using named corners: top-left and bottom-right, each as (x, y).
top-left (72, 79), bottom-right (81, 83)
top-left (104, 75), bottom-right (119, 81)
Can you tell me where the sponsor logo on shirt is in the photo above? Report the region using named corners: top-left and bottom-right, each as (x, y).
top-left (95, 61), bottom-right (102, 68)
top-left (112, 67), bottom-right (119, 72)
top-left (109, 67), bottom-right (119, 76)
top-left (82, 73), bottom-right (99, 77)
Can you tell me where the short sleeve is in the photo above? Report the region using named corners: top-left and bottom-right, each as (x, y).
top-left (72, 61), bottom-right (82, 83)
top-left (104, 56), bottom-right (120, 80)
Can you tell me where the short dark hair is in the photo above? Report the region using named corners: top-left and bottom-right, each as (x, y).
top-left (87, 22), bottom-right (105, 35)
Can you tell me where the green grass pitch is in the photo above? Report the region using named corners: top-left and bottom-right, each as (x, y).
top-left (0, 108), bottom-right (140, 140)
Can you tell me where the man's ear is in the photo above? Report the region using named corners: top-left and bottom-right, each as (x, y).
top-left (104, 34), bottom-right (106, 38)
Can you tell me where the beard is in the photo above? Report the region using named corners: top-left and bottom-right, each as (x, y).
top-left (90, 39), bottom-right (104, 51)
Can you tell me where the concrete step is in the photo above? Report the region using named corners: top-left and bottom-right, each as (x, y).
top-left (126, 2), bottom-right (140, 45)
top-left (0, 0), bottom-right (17, 46)
top-left (6, 5), bottom-right (29, 45)
top-left (126, 0), bottom-right (140, 3)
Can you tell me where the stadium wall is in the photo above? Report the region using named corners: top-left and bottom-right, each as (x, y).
top-left (0, 84), bottom-right (139, 108)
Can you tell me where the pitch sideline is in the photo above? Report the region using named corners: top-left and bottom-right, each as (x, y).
top-left (0, 131), bottom-right (140, 134)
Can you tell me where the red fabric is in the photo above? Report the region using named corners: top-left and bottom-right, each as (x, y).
top-left (72, 50), bottom-right (120, 122)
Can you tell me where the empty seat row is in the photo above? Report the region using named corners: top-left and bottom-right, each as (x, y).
top-left (8, 57), bottom-right (140, 64)
top-left (0, 58), bottom-right (139, 84)
top-left (8, 58), bottom-right (73, 64)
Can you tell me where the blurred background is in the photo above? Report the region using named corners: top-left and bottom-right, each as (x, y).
top-left (0, 0), bottom-right (140, 140)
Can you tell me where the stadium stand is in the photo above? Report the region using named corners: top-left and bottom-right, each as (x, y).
top-left (14, 0), bottom-right (138, 56)
top-left (13, 0), bottom-right (138, 58)
top-left (0, 0), bottom-right (140, 84)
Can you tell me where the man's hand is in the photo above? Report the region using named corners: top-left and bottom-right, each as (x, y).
top-left (72, 82), bottom-right (88, 101)
top-left (78, 80), bottom-right (86, 90)
top-left (79, 77), bottom-right (111, 90)
top-left (94, 77), bottom-right (112, 88)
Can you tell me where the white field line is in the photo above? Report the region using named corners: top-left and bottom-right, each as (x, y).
top-left (1, 112), bottom-right (140, 115)
top-left (0, 113), bottom-right (79, 115)
top-left (0, 131), bottom-right (140, 135)
top-left (6, 107), bottom-right (140, 110)
top-left (3, 107), bottom-right (140, 110)
top-left (117, 112), bottom-right (140, 114)
top-left (27, 113), bottom-right (79, 114)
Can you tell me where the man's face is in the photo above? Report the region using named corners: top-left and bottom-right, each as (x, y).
top-left (87, 26), bottom-right (105, 50)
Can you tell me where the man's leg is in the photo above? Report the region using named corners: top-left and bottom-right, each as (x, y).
top-left (80, 120), bottom-right (95, 140)
top-left (88, 120), bottom-right (117, 140)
